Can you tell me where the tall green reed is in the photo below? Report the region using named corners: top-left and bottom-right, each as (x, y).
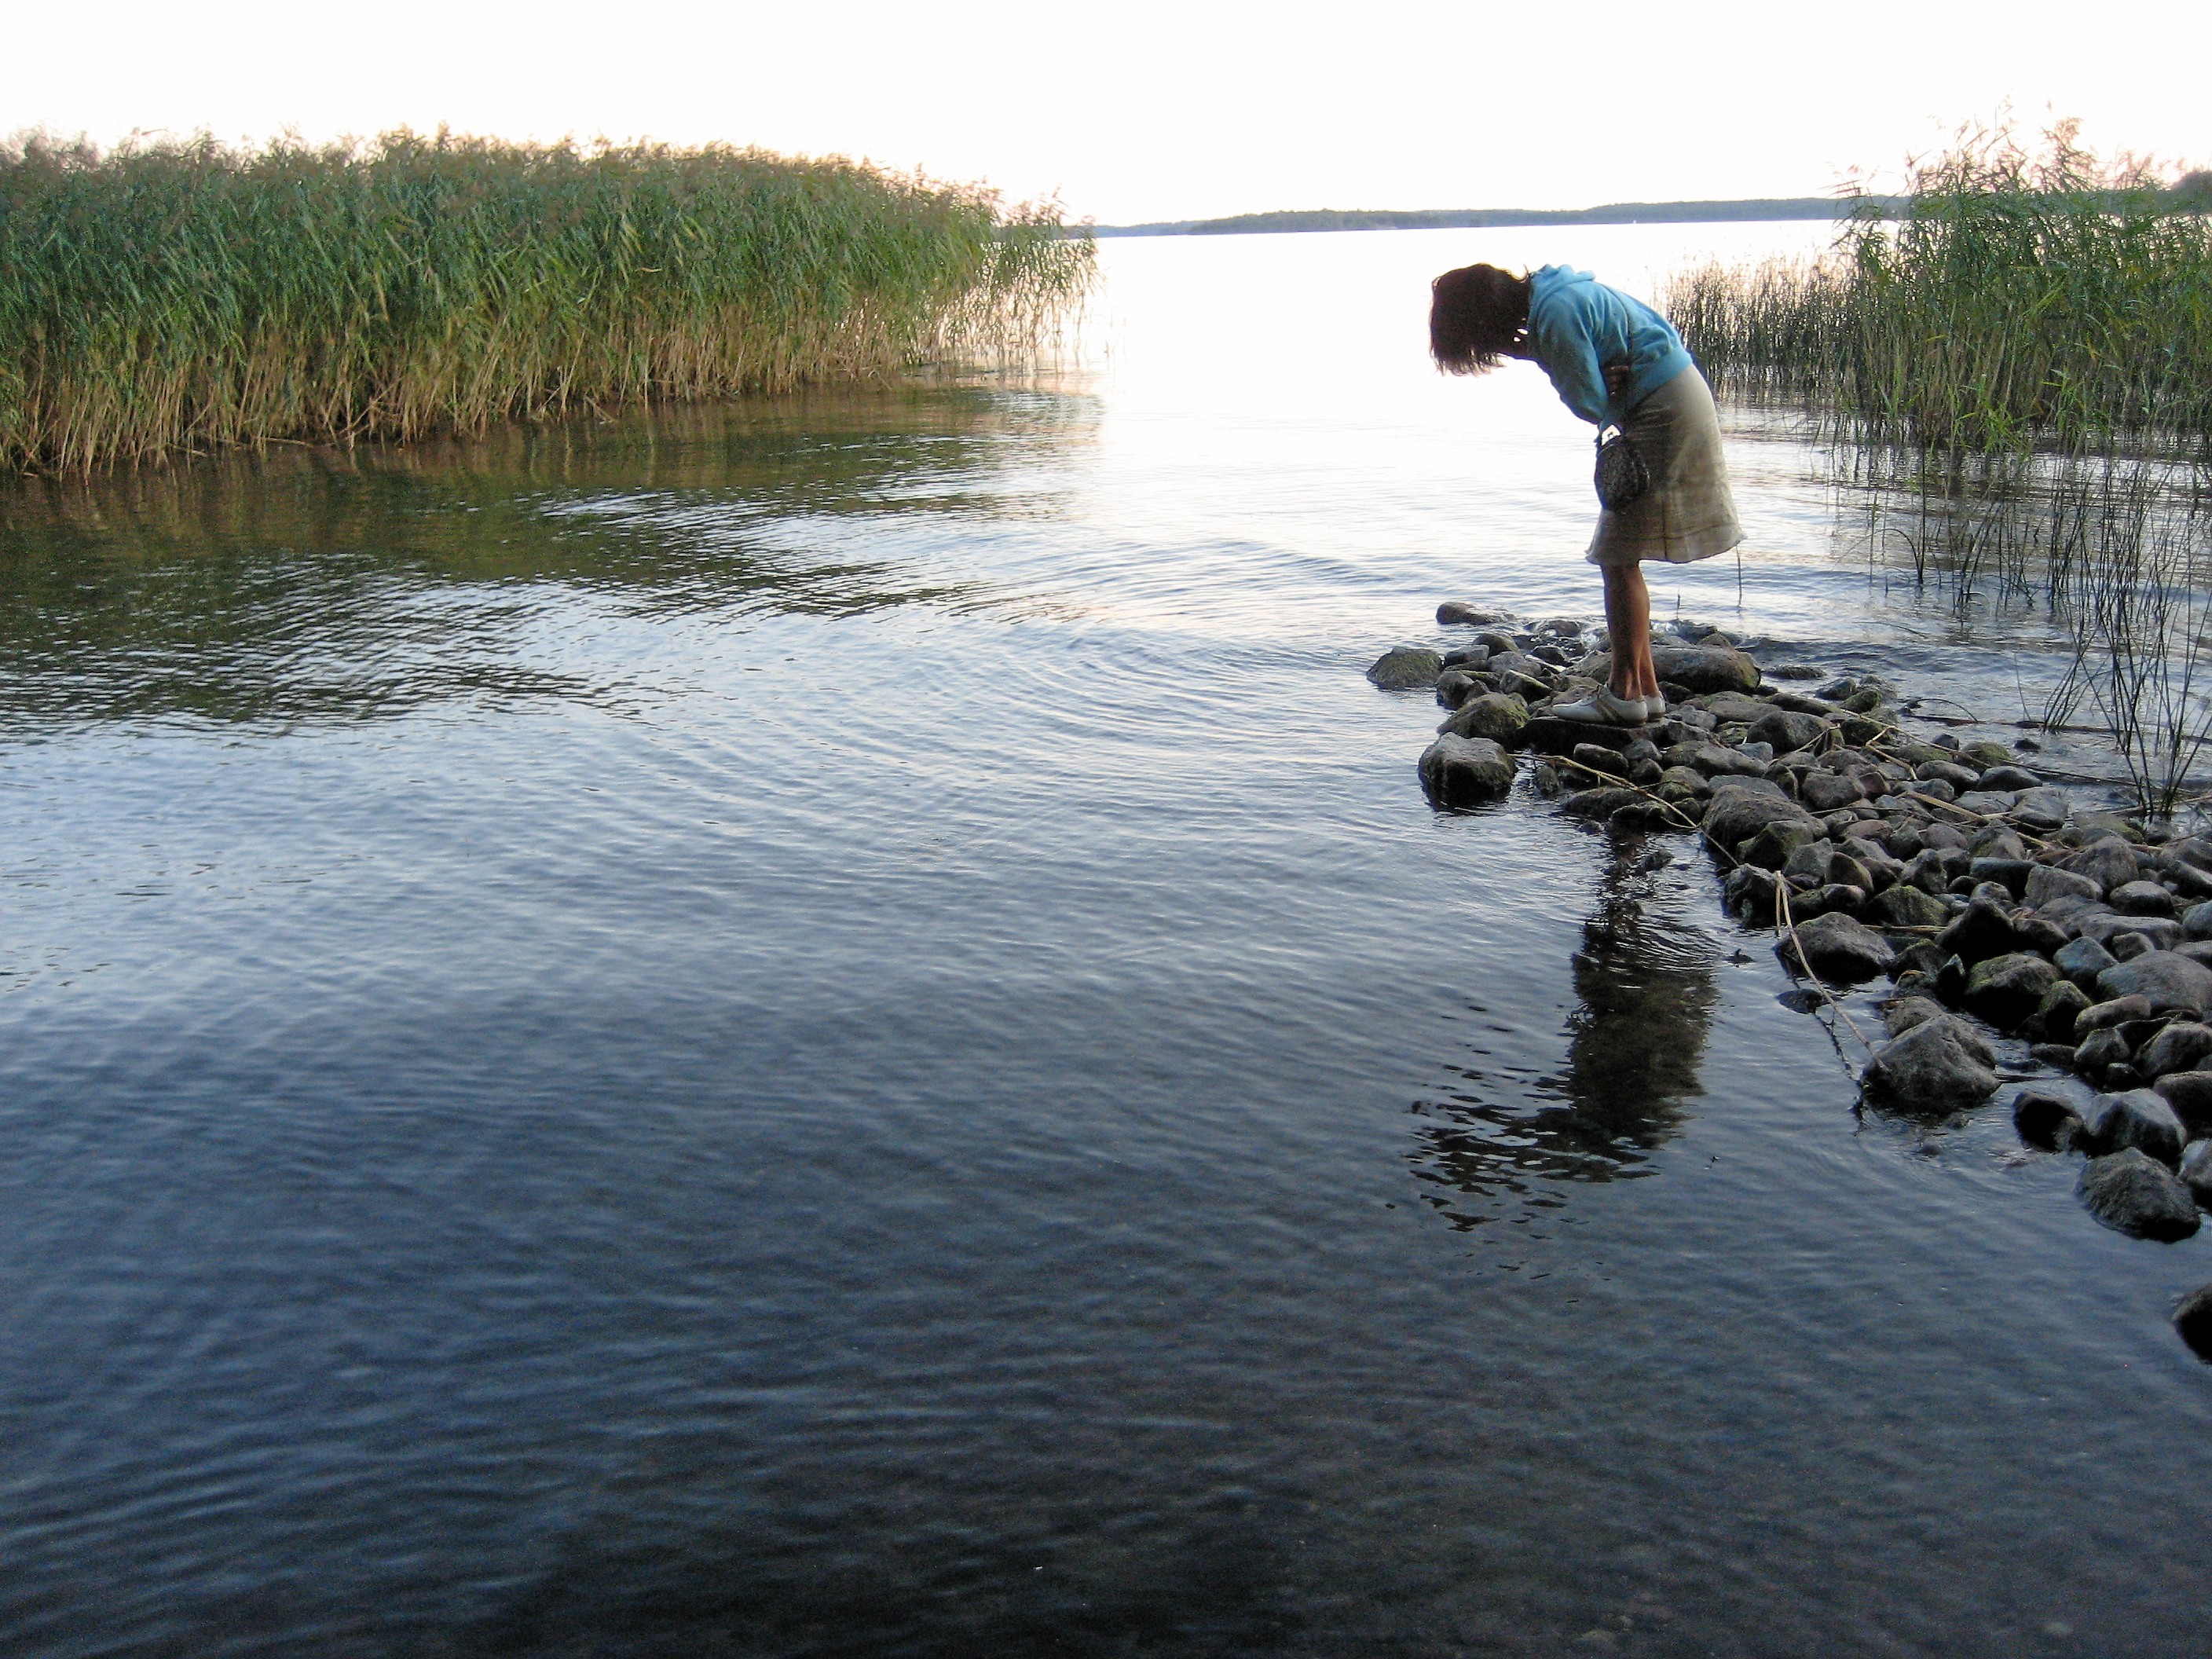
top-left (0, 131), bottom-right (1093, 472)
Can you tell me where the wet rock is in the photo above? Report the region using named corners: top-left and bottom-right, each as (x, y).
top-left (1699, 692), bottom-right (1776, 725)
top-left (1866, 884), bottom-right (1950, 928)
top-left (2012, 787), bottom-right (2073, 831)
top-left (2043, 942), bottom-right (2115, 995)
top-left (2029, 980), bottom-right (2093, 1044)
top-left (1721, 863), bottom-right (1780, 921)
top-left (1972, 826), bottom-right (2027, 861)
top-left (1434, 668), bottom-right (1485, 709)
top-left (2096, 950), bottom-right (2212, 1016)
top-left (1748, 709), bottom-right (1830, 755)
top-left (2014, 1088), bottom-right (2086, 1151)
top-left (1519, 716), bottom-right (1650, 757)
top-left (1419, 734), bottom-right (1517, 805)
top-left (1979, 764), bottom-right (2043, 791)
top-left (2032, 1041), bottom-right (2083, 1068)
top-left (2108, 930), bottom-right (2155, 962)
top-left (1965, 952), bottom-right (2059, 1028)
top-left (1369, 646), bottom-right (1444, 690)
top-left (1436, 602), bottom-right (1500, 625)
top-left (1441, 643), bottom-right (1492, 668)
top-left (2011, 914), bottom-right (2073, 958)
top-left (1936, 895), bottom-right (2020, 965)
top-left (2079, 1090), bottom-right (2187, 1165)
top-left (2111, 880), bottom-right (2178, 918)
top-left (2027, 864), bottom-right (2104, 908)
top-left (1561, 786), bottom-right (1643, 819)
top-left (1569, 742), bottom-right (1629, 777)
top-left (2167, 862), bottom-right (2212, 902)
top-left (2078, 1149), bottom-right (2200, 1240)
top-left (2064, 837), bottom-right (2142, 895)
top-left (1933, 953), bottom-right (1969, 1005)
top-left (2074, 1027), bottom-right (2133, 1075)
top-left (1882, 995), bottom-right (1948, 1037)
top-left (1776, 911), bottom-right (1895, 982)
top-left (1961, 740), bottom-right (2015, 771)
top-left (1955, 790), bottom-right (2020, 816)
top-left (1645, 644), bottom-right (1762, 694)
top-left (1863, 1016), bottom-right (2000, 1111)
top-left (2181, 1142), bottom-right (2212, 1207)
top-left (1791, 883), bottom-right (1867, 919)
top-left (2078, 994), bottom-right (2155, 1032)
top-left (1968, 857), bottom-right (2033, 897)
top-left (1703, 789), bottom-right (1822, 855)
top-left (2138, 1022), bottom-right (2212, 1081)
top-left (1799, 771), bottom-right (1865, 812)
top-left (1916, 759), bottom-right (1980, 792)
top-left (2152, 1071), bottom-right (2212, 1130)
top-left (2174, 1284), bottom-right (2212, 1361)
top-left (1741, 819), bottom-right (1822, 870)
top-left (1435, 691), bottom-right (1529, 744)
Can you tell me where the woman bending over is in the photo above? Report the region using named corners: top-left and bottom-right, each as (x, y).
top-left (1429, 262), bottom-right (1742, 727)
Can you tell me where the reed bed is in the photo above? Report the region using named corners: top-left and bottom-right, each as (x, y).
top-left (0, 131), bottom-right (1093, 472)
top-left (1667, 124), bottom-right (2212, 460)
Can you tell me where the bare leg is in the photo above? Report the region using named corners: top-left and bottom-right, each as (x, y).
top-left (1602, 563), bottom-right (1660, 703)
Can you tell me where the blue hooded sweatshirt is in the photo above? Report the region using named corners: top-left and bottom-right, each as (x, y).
top-left (1525, 265), bottom-right (1693, 428)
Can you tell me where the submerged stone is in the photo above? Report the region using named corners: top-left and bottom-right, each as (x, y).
top-left (1418, 734), bottom-right (1515, 806)
top-left (1368, 646), bottom-right (1443, 690)
top-left (2078, 1149), bottom-right (2200, 1241)
top-left (1863, 1016), bottom-right (2000, 1112)
top-left (1775, 911), bottom-right (1895, 982)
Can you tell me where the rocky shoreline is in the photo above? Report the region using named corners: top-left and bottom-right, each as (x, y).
top-left (1377, 602), bottom-right (2212, 1357)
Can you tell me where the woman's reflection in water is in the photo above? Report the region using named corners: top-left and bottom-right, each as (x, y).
top-left (1412, 833), bottom-right (1719, 1228)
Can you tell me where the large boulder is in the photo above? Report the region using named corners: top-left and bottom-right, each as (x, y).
top-left (2095, 950), bottom-right (2212, 1016)
top-left (1863, 1016), bottom-right (2001, 1112)
top-left (2064, 836), bottom-right (2142, 895)
top-left (1436, 692), bottom-right (1529, 744)
top-left (1800, 771), bottom-right (1866, 812)
top-left (2079, 1090), bottom-right (2187, 1165)
top-left (1419, 735), bottom-right (1516, 806)
top-left (1703, 787), bottom-right (1822, 857)
top-left (1964, 951), bottom-right (2059, 1028)
top-left (1776, 912), bottom-right (1895, 982)
top-left (1936, 895), bottom-right (2020, 966)
top-left (2139, 1022), bottom-right (2212, 1080)
top-left (2152, 1071), bottom-right (2212, 1130)
top-left (2078, 1149), bottom-right (2201, 1241)
top-left (1650, 645), bottom-right (1762, 694)
top-left (2011, 787), bottom-right (2073, 831)
top-left (1368, 646), bottom-right (1443, 690)
top-left (2054, 936), bottom-right (2119, 991)
top-left (1748, 709), bottom-right (1832, 754)
top-left (2026, 863), bottom-right (2104, 909)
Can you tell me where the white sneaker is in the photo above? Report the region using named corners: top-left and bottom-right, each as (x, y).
top-left (1644, 694), bottom-right (1668, 720)
top-left (1551, 687), bottom-right (1653, 727)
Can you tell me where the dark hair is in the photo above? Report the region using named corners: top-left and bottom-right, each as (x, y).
top-left (1429, 263), bottom-right (1531, 374)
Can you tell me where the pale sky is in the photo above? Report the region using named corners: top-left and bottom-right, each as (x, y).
top-left (5, 0), bottom-right (2206, 225)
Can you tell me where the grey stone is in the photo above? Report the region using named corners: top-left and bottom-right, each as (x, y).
top-left (1647, 645), bottom-right (1762, 694)
top-left (2174, 1282), bottom-right (2212, 1360)
top-left (1776, 911), bottom-right (1896, 982)
top-left (2027, 863), bottom-right (2104, 909)
top-left (1702, 789), bottom-right (1822, 855)
top-left (1916, 759), bottom-right (1980, 792)
top-left (2075, 1027), bottom-right (2133, 1075)
top-left (1863, 1016), bottom-right (2001, 1111)
top-left (2014, 1088), bottom-right (2086, 1151)
top-left (1969, 858), bottom-right (2033, 896)
top-left (2078, 994), bottom-right (2155, 1031)
top-left (2064, 837), bottom-right (2141, 895)
top-left (2111, 880), bottom-right (2178, 918)
top-left (1979, 764), bottom-right (2043, 791)
top-left (2030, 980), bottom-right (2093, 1044)
top-left (1955, 791), bottom-right (2020, 816)
top-left (2078, 1148), bottom-right (2200, 1240)
top-left (1561, 786), bottom-right (1643, 819)
top-left (1965, 952), bottom-right (2059, 1028)
top-left (2011, 787), bottom-right (2073, 830)
top-left (2080, 1090), bottom-right (2187, 1165)
top-left (2075, 914), bottom-right (2183, 952)
top-left (1748, 709), bottom-right (1831, 755)
top-left (1700, 692), bottom-right (1777, 724)
top-left (1882, 995), bottom-right (1948, 1038)
top-left (1782, 838), bottom-right (1835, 887)
top-left (1866, 884), bottom-right (1950, 928)
top-left (2096, 950), bottom-right (2212, 1016)
top-left (2170, 862), bottom-right (2212, 902)
top-left (1742, 820), bottom-right (1823, 870)
top-left (2110, 930), bottom-right (2155, 961)
top-left (1936, 895), bottom-right (2020, 965)
top-left (1436, 602), bottom-right (1499, 625)
top-left (1418, 734), bottom-right (1516, 805)
top-left (1972, 826), bottom-right (2028, 860)
top-left (2153, 1071), bottom-right (2212, 1130)
top-left (1437, 691), bottom-right (1529, 743)
top-left (2139, 1023), bottom-right (2212, 1081)
top-left (1799, 771), bottom-right (1866, 812)
top-left (2181, 1141), bottom-right (2212, 1207)
top-left (1369, 646), bottom-right (1443, 690)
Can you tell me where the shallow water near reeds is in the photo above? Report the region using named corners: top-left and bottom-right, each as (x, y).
top-left (5, 225), bottom-right (2212, 1659)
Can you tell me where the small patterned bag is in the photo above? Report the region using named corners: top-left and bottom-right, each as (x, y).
top-left (1594, 424), bottom-right (1650, 511)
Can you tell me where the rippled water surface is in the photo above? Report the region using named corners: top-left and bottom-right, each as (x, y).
top-left (5, 226), bottom-right (2210, 1658)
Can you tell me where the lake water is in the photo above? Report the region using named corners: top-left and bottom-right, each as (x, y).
top-left (2, 225), bottom-right (2208, 1658)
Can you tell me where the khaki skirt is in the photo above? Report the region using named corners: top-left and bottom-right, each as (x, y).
top-left (1585, 365), bottom-right (1744, 567)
